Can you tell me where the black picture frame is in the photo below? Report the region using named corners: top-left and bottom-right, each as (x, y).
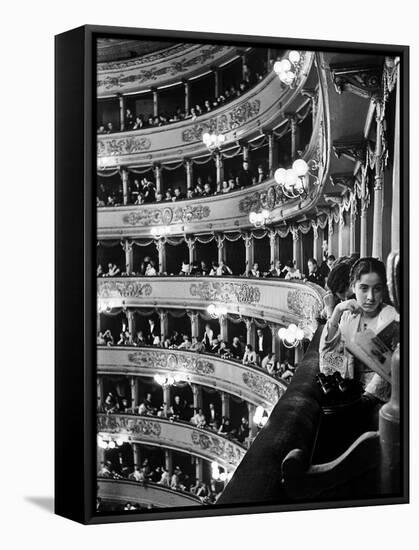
top-left (55, 24), bottom-right (409, 525)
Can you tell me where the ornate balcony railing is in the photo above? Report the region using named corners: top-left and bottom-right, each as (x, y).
top-left (97, 478), bottom-right (202, 507)
top-left (97, 414), bottom-right (246, 472)
top-left (98, 44), bottom-right (242, 97)
top-left (98, 346), bottom-right (287, 409)
top-left (97, 54), bottom-right (314, 169)
top-left (97, 276), bottom-right (325, 337)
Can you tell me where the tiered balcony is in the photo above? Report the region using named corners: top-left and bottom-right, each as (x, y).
top-left (98, 346), bottom-right (287, 409)
top-left (97, 414), bottom-right (246, 472)
top-left (97, 479), bottom-right (202, 508)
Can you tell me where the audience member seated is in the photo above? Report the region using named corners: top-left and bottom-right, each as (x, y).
top-left (248, 262), bottom-right (261, 277)
top-left (268, 260), bottom-right (285, 278)
top-left (170, 395), bottom-right (189, 421)
top-left (210, 259), bottom-right (233, 276)
top-left (230, 336), bottom-right (244, 359)
top-left (284, 260), bottom-right (302, 280)
top-left (236, 417), bottom-right (250, 444)
top-left (218, 417), bottom-right (232, 436)
top-left (242, 344), bottom-right (257, 365)
top-left (191, 408), bottom-right (207, 428)
top-left (177, 334), bottom-right (192, 349)
top-left (189, 336), bottom-right (204, 352)
top-left (261, 351), bottom-right (278, 373)
top-left (281, 360), bottom-right (296, 383)
top-left (104, 262), bottom-right (121, 277)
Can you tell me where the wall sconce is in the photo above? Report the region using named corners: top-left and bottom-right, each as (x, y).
top-left (249, 209), bottom-right (270, 227)
top-left (202, 132), bottom-right (225, 151)
top-left (207, 304), bottom-right (228, 318)
top-left (273, 51), bottom-right (304, 87)
top-left (274, 158), bottom-right (320, 199)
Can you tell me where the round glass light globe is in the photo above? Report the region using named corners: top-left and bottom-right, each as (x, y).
top-left (273, 61), bottom-right (282, 75)
top-left (292, 158), bottom-right (309, 176)
top-left (289, 50), bottom-right (301, 64)
top-left (285, 169), bottom-right (299, 187)
top-left (281, 59), bottom-right (291, 72)
top-left (249, 212), bottom-right (257, 224)
top-left (274, 168), bottom-right (287, 184)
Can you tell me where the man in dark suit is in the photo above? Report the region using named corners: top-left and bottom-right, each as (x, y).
top-left (207, 402), bottom-right (220, 429)
top-left (146, 318), bottom-right (160, 345)
top-left (236, 160), bottom-right (254, 188)
top-left (256, 328), bottom-right (271, 360)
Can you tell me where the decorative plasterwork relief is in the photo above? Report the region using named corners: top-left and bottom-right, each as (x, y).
top-left (190, 281), bottom-right (261, 305)
top-left (97, 136), bottom-right (151, 157)
top-left (128, 350), bottom-right (215, 376)
top-left (242, 372), bottom-right (284, 404)
top-left (98, 280), bottom-right (152, 298)
top-left (97, 45), bottom-right (232, 93)
top-left (191, 431), bottom-right (245, 467)
top-left (182, 99), bottom-right (261, 142)
top-left (287, 289), bottom-right (323, 323)
top-left (97, 414), bottom-right (161, 437)
top-left (238, 184), bottom-right (284, 214)
top-left (122, 205), bottom-right (210, 226)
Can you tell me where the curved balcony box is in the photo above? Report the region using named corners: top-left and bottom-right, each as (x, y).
top-left (97, 414), bottom-right (246, 472)
top-left (98, 479), bottom-right (202, 508)
top-left (97, 53), bottom-right (314, 169)
top-left (97, 276), bottom-right (325, 337)
top-left (98, 347), bottom-right (287, 409)
top-left (97, 44), bottom-right (243, 98)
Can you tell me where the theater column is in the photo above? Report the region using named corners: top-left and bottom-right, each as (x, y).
top-left (292, 227), bottom-right (303, 271)
top-left (183, 79), bottom-right (190, 115)
top-left (192, 384), bottom-right (202, 410)
top-left (221, 392), bottom-right (230, 419)
top-left (391, 62), bottom-right (400, 251)
top-left (269, 231), bottom-right (278, 265)
top-left (217, 234), bottom-right (225, 264)
top-left (288, 114), bottom-right (299, 160)
top-left (360, 198), bottom-right (369, 257)
top-left (156, 238), bottom-right (166, 274)
top-left (165, 450), bottom-right (173, 476)
top-left (242, 144), bottom-right (249, 163)
top-left (118, 93), bottom-right (125, 131)
top-left (122, 239), bottom-right (133, 275)
top-left (268, 132), bottom-right (278, 176)
top-left (186, 237), bottom-right (196, 265)
top-left (312, 222), bottom-right (322, 263)
top-left (163, 385), bottom-right (172, 410)
top-left (121, 168), bottom-right (129, 205)
top-left (97, 311), bottom-right (101, 336)
top-left (270, 324), bottom-right (281, 363)
top-left (188, 311), bottom-right (199, 340)
top-left (130, 376), bottom-right (138, 410)
top-left (126, 310), bottom-right (135, 341)
top-left (195, 457), bottom-right (204, 482)
top-left (97, 376), bottom-right (103, 412)
top-left (372, 100), bottom-right (385, 260)
top-left (220, 314), bottom-right (229, 342)
top-left (245, 318), bottom-right (256, 348)
top-left (159, 310), bottom-right (169, 343)
top-left (185, 158), bottom-right (193, 191)
top-left (153, 163), bottom-right (162, 195)
top-left (133, 443), bottom-right (141, 468)
top-left (241, 52), bottom-right (249, 82)
top-left (152, 87), bottom-right (159, 118)
top-left (244, 233), bottom-right (254, 274)
top-left (349, 197), bottom-right (357, 254)
top-left (327, 214), bottom-right (335, 257)
top-left (215, 151), bottom-right (224, 190)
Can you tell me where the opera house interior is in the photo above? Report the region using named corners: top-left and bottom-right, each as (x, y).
top-left (95, 38), bottom-right (402, 513)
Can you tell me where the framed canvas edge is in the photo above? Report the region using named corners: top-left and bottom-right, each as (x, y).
top-left (55, 24), bottom-right (410, 526)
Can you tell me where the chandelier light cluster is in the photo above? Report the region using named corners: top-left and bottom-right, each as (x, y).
top-left (202, 132), bottom-right (225, 151)
top-left (151, 226), bottom-right (171, 238)
top-left (207, 303), bottom-right (228, 318)
top-left (274, 158), bottom-right (319, 199)
top-left (211, 461), bottom-right (230, 482)
top-left (154, 373), bottom-right (189, 387)
top-left (278, 323), bottom-right (305, 348)
top-left (249, 209), bottom-right (270, 228)
top-left (253, 405), bottom-right (269, 428)
top-left (97, 435), bottom-right (129, 449)
top-left (273, 50), bottom-right (303, 87)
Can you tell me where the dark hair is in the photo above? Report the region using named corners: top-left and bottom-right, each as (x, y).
top-left (350, 257), bottom-right (387, 289)
top-left (308, 258), bottom-right (317, 265)
top-left (286, 260), bottom-right (294, 268)
top-left (327, 254), bottom-right (336, 262)
top-left (327, 255), bottom-right (360, 295)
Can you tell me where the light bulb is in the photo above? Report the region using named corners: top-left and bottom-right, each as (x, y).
top-left (292, 159), bottom-right (309, 177)
top-left (274, 168), bottom-right (287, 185)
top-left (273, 61), bottom-right (282, 75)
top-left (289, 50), bottom-right (301, 64)
top-left (261, 209), bottom-right (269, 219)
top-left (280, 59), bottom-right (292, 72)
top-left (278, 327), bottom-right (287, 339)
top-left (202, 132), bottom-right (210, 145)
top-left (249, 212), bottom-right (257, 224)
top-left (108, 440), bottom-right (116, 449)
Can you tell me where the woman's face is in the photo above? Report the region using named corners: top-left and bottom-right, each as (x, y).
top-left (353, 272), bottom-right (384, 315)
